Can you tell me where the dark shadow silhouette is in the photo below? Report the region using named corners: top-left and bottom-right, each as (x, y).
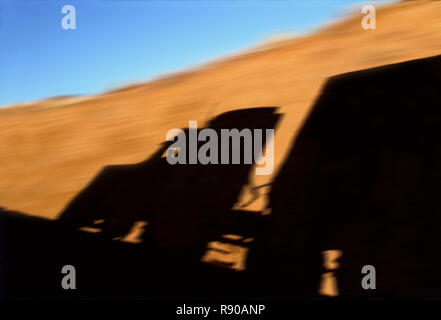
top-left (247, 54), bottom-right (441, 298)
top-left (58, 107), bottom-right (281, 260)
top-left (1, 107), bottom-right (281, 299)
top-left (4, 54), bottom-right (441, 299)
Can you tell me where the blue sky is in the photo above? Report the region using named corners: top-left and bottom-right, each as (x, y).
top-left (0, 0), bottom-right (392, 107)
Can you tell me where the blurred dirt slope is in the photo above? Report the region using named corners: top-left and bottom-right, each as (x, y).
top-left (1, 0), bottom-right (441, 219)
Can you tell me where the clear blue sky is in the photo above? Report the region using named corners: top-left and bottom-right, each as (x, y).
top-left (0, 0), bottom-right (392, 107)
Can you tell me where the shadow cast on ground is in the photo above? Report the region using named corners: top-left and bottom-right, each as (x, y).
top-left (3, 54), bottom-right (441, 298)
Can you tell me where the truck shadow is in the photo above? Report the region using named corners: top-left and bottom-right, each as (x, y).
top-left (1, 107), bottom-right (281, 298)
top-left (3, 54), bottom-right (441, 299)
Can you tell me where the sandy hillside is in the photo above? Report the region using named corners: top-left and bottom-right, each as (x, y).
top-left (1, 0), bottom-right (441, 219)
